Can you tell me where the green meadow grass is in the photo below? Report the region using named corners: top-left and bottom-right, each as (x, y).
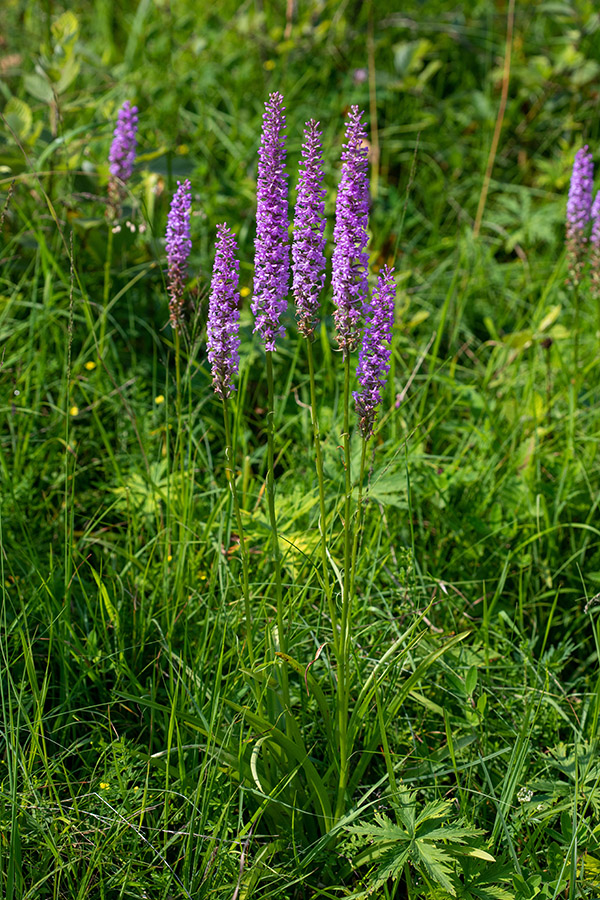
top-left (2, 1), bottom-right (600, 897)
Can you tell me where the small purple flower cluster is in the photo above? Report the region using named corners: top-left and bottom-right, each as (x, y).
top-left (166, 179), bottom-right (192, 330)
top-left (566, 145), bottom-right (596, 287)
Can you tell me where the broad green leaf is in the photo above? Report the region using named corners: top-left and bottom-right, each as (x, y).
top-left (51, 10), bottom-right (79, 46)
top-left (4, 98), bottom-right (33, 141)
top-left (24, 73), bottom-right (54, 104)
top-left (465, 664), bottom-right (478, 696)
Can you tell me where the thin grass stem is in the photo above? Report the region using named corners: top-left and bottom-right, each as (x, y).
top-left (306, 338), bottom-right (338, 653)
top-left (336, 352), bottom-right (354, 821)
top-left (265, 350), bottom-right (290, 712)
top-left (100, 224), bottom-right (113, 357)
top-left (223, 396), bottom-right (254, 667)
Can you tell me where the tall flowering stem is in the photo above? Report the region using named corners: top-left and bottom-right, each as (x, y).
top-left (252, 92), bottom-right (289, 350)
top-left (566, 146), bottom-right (593, 288)
top-left (331, 108), bottom-right (370, 821)
top-left (350, 265), bottom-right (395, 602)
top-left (107, 100), bottom-right (138, 219)
top-left (252, 93), bottom-right (290, 674)
top-left (332, 105), bottom-right (370, 356)
top-left (102, 101), bottom-right (139, 355)
top-left (208, 224), bottom-right (253, 664)
top-left (207, 224), bottom-right (241, 398)
top-left (166, 179), bottom-right (192, 333)
top-left (566, 146), bottom-right (593, 373)
top-left (164, 180), bottom-right (192, 584)
top-left (292, 120), bottom-right (338, 646)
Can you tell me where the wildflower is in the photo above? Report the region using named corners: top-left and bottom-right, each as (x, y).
top-left (69, 405), bottom-right (79, 417)
top-left (155, 394), bottom-right (165, 405)
top-left (566, 145), bottom-right (593, 286)
top-left (99, 782), bottom-right (109, 789)
top-left (207, 223), bottom-right (241, 399)
top-left (252, 92), bottom-right (289, 351)
top-left (84, 361), bottom-right (96, 371)
top-left (109, 101), bottom-right (138, 183)
top-left (165, 179), bottom-right (192, 329)
top-left (107, 101), bottom-right (138, 219)
top-left (332, 106), bottom-right (370, 355)
top-left (292, 120), bottom-right (327, 339)
top-left (353, 265), bottom-right (396, 439)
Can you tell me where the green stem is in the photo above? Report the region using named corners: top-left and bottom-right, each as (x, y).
top-left (336, 437), bottom-right (367, 822)
top-left (266, 352), bottom-right (285, 648)
top-left (265, 352), bottom-right (290, 707)
top-left (335, 353), bottom-right (353, 821)
top-left (349, 440), bottom-right (368, 605)
top-left (223, 396), bottom-right (254, 667)
top-left (573, 282), bottom-right (580, 378)
top-left (100, 224), bottom-right (113, 358)
top-left (341, 353), bottom-right (352, 648)
top-left (306, 339), bottom-right (338, 652)
top-left (172, 328), bottom-right (186, 626)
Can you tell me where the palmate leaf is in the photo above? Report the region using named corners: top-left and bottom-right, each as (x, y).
top-left (417, 838), bottom-right (460, 894)
top-left (347, 789), bottom-right (493, 898)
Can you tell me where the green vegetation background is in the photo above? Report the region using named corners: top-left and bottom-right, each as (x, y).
top-left (2, 0), bottom-right (600, 897)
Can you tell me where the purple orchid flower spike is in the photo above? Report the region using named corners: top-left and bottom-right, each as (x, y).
top-left (252, 92), bottom-right (289, 351)
top-left (166, 179), bottom-right (192, 330)
top-left (109, 101), bottom-right (138, 183)
top-left (332, 105), bottom-right (370, 356)
top-left (207, 223), bottom-right (241, 399)
top-left (107, 101), bottom-right (138, 218)
top-left (353, 265), bottom-right (396, 439)
top-left (292, 120), bottom-right (327, 339)
top-left (566, 145), bottom-right (593, 287)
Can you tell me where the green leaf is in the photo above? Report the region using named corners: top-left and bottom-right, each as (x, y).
top-left (51, 10), bottom-right (79, 46)
top-left (4, 98), bottom-right (33, 141)
top-left (465, 664), bottom-right (478, 696)
top-left (24, 73), bottom-right (54, 104)
top-left (503, 330), bottom-right (533, 350)
top-left (55, 55), bottom-right (81, 94)
top-left (538, 305), bottom-right (561, 332)
top-left (467, 847), bottom-right (496, 862)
